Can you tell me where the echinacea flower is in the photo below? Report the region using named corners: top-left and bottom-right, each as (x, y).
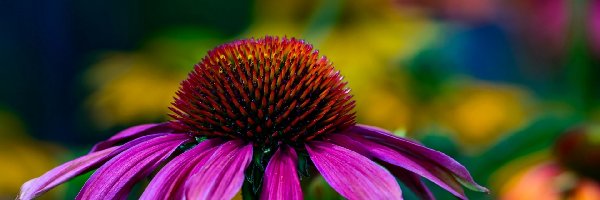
top-left (20, 36), bottom-right (487, 200)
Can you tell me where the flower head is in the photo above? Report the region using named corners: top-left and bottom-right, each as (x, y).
top-left (170, 37), bottom-right (355, 145)
top-left (20, 36), bottom-right (487, 200)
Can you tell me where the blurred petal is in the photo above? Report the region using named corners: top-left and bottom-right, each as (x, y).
top-left (185, 140), bottom-right (253, 200)
top-left (77, 133), bottom-right (191, 200)
top-left (19, 146), bottom-right (118, 200)
top-left (261, 145), bottom-right (302, 200)
top-left (352, 125), bottom-right (488, 192)
top-left (90, 123), bottom-right (175, 152)
top-left (140, 139), bottom-right (223, 200)
top-left (306, 141), bottom-right (403, 200)
top-left (329, 133), bottom-right (468, 199)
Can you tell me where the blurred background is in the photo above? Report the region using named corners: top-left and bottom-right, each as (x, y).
top-left (1, 0), bottom-right (600, 199)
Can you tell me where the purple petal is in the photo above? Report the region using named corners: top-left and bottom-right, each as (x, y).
top-left (306, 141), bottom-right (403, 200)
top-left (261, 145), bottom-right (303, 200)
top-left (90, 122), bottom-right (175, 152)
top-left (383, 163), bottom-right (435, 200)
top-left (351, 125), bottom-right (488, 192)
top-left (329, 133), bottom-right (467, 199)
top-left (19, 133), bottom-right (172, 200)
top-left (19, 146), bottom-right (119, 200)
top-left (76, 133), bottom-right (192, 200)
top-left (140, 139), bottom-right (224, 200)
top-left (185, 140), bottom-right (253, 200)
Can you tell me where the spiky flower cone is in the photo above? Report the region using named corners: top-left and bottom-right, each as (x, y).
top-left (170, 37), bottom-right (355, 147)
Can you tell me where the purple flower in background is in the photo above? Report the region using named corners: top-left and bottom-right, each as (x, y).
top-left (20, 37), bottom-right (487, 200)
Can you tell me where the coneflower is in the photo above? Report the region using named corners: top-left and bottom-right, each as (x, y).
top-left (20, 36), bottom-right (488, 200)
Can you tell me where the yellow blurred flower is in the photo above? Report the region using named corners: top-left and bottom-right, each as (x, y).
top-left (319, 0), bottom-right (439, 131)
top-left (85, 28), bottom-right (224, 128)
top-left (356, 86), bottom-right (412, 131)
top-left (0, 110), bottom-right (64, 199)
top-left (85, 53), bottom-right (183, 128)
top-left (318, 18), bottom-right (436, 130)
top-left (0, 141), bottom-right (64, 199)
top-left (436, 81), bottom-right (532, 149)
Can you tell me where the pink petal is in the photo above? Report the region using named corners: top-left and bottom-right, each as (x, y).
top-left (383, 163), bottom-right (435, 200)
top-left (329, 133), bottom-right (467, 199)
top-left (76, 133), bottom-right (192, 200)
top-left (351, 125), bottom-right (488, 192)
top-left (90, 122), bottom-right (175, 152)
top-left (19, 146), bottom-right (119, 200)
top-left (185, 140), bottom-right (253, 200)
top-left (19, 133), bottom-right (168, 200)
top-left (261, 145), bottom-right (303, 200)
top-left (140, 139), bottom-right (224, 200)
top-left (305, 141), bottom-right (403, 200)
